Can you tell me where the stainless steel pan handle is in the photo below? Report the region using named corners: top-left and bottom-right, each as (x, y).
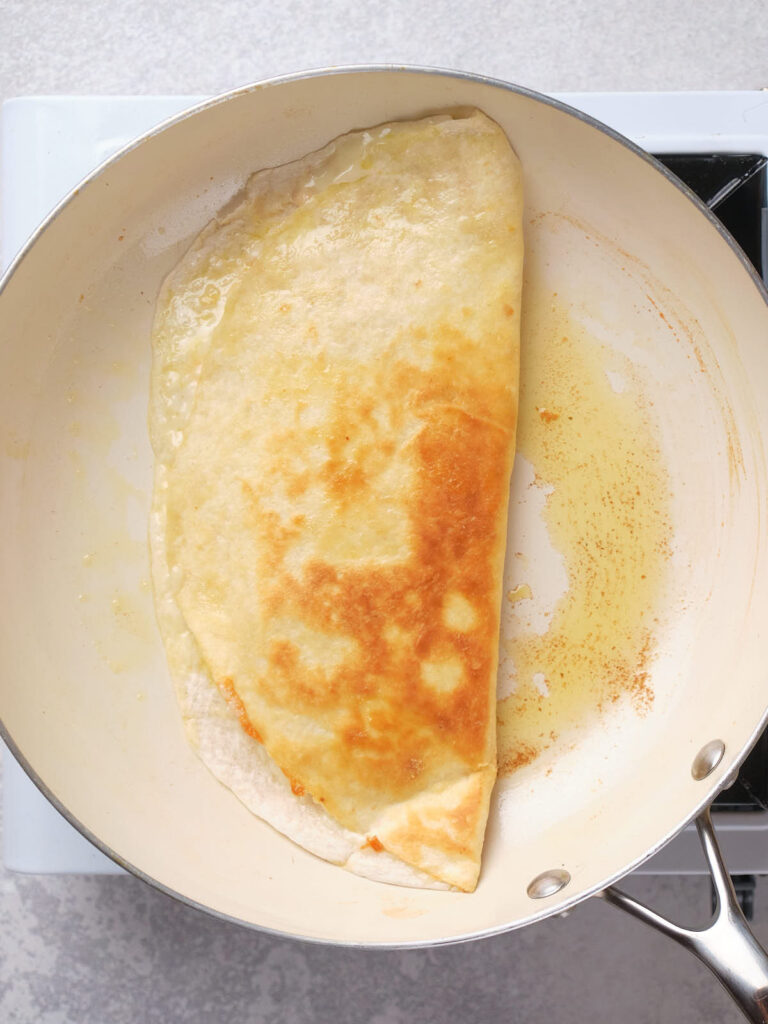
top-left (602, 809), bottom-right (768, 1023)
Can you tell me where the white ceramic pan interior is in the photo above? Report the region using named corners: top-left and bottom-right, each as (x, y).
top-left (1, 68), bottom-right (768, 946)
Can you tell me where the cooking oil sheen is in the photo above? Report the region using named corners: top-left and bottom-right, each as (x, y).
top-left (498, 289), bottom-right (672, 774)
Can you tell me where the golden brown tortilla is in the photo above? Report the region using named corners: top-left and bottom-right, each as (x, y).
top-left (149, 109), bottom-right (523, 891)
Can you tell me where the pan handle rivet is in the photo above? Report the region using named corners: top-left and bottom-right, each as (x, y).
top-left (691, 739), bottom-right (725, 781)
top-left (527, 869), bottom-right (571, 899)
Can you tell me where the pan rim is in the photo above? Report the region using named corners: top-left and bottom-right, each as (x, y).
top-left (2, 62), bottom-right (768, 947)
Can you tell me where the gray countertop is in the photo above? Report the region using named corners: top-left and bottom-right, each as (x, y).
top-left (2, 0), bottom-right (768, 99)
top-left (3, 1), bottom-right (768, 1021)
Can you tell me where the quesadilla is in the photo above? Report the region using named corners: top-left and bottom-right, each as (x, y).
top-left (149, 109), bottom-right (523, 891)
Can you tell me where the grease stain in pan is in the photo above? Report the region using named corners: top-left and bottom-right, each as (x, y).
top-left (497, 288), bottom-right (673, 776)
top-left (382, 903), bottom-right (428, 919)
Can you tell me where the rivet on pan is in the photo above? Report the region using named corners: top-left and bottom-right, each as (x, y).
top-left (691, 739), bottom-right (726, 781)
top-left (527, 869), bottom-right (571, 900)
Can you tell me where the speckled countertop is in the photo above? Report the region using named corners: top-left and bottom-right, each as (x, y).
top-left (2, 2), bottom-right (768, 1021)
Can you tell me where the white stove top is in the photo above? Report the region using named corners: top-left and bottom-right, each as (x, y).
top-left (3, 90), bottom-right (768, 877)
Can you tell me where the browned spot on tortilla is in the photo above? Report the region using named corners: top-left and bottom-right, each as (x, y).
top-left (254, 397), bottom-right (511, 800)
top-left (363, 835), bottom-right (384, 852)
top-left (217, 677), bottom-right (263, 743)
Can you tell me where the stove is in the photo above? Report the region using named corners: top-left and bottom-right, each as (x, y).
top-left (2, 90), bottom-right (768, 886)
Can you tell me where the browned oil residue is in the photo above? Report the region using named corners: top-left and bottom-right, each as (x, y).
top-left (382, 904), bottom-right (427, 919)
top-left (645, 290), bottom-right (744, 488)
top-left (498, 740), bottom-right (539, 775)
top-left (498, 289), bottom-right (672, 775)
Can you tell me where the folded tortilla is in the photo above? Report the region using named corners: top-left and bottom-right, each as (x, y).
top-left (149, 109), bottom-right (523, 891)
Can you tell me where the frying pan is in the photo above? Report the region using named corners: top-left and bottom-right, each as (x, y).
top-left (2, 67), bottom-right (768, 1019)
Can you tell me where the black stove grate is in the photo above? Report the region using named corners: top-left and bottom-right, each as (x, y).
top-left (656, 152), bottom-right (767, 281)
top-left (653, 151), bottom-right (768, 811)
